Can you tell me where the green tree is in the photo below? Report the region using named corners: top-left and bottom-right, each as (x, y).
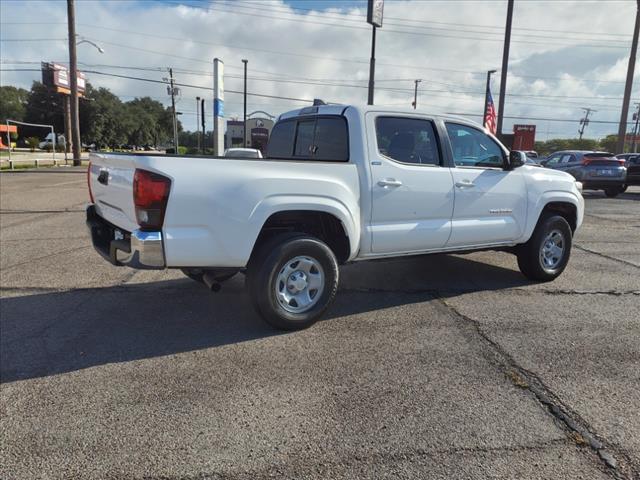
top-left (80, 84), bottom-right (127, 148)
top-left (123, 97), bottom-right (179, 147)
top-left (26, 136), bottom-right (39, 152)
top-left (0, 86), bottom-right (29, 123)
top-left (598, 135), bottom-right (618, 153)
top-left (23, 81), bottom-right (65, 137)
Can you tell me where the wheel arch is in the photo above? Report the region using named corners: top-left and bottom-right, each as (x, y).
top-left (249, 202), bottom-right (359, 264)
top-left (522, 191), bottom-right (582, 243)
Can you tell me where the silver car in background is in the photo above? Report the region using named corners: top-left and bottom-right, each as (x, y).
top-left (541, 151), bottom-right (627, 197)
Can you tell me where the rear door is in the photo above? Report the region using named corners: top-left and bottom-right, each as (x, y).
top-left (444, 122), bottom-right (527, 247)
top-left (89, 153), bottom-right (139, 232)
top-left (367, 114), bottom-right (455, 254)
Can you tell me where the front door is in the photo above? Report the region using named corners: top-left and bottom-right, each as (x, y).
top-left (368, 114), bottom-right (455, 254)
top-left (444, 122), bottom-right (527, 247)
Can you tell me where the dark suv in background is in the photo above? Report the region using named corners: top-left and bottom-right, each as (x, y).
top-left (541, 151), bottom-right (627, 197)
top-left (617, 153), bottom-right (640, 188)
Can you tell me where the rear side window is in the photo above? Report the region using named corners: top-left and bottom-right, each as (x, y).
top-left (313, 118), bottom-right (349, 161)
top-left (294, 120), bottom-right (315, 157)
top-left (266, 116), bottom-right (349, 161)
top-left (267, 120), bottom-right (296, 158)
top-left (376, 117), bottom-right (441, 165)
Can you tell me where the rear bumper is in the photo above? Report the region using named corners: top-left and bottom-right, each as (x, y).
top-left (86, 204), bottom-right (165, 269)
top-left (581, 180), bottom-right (625, 190)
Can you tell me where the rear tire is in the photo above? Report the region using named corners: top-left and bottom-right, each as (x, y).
top-left (516, 213), bottom-right (572, 282)
top-left (246, 233), bottom-right (339, 330)
top-left (604, 187), bottom-right (622, 198)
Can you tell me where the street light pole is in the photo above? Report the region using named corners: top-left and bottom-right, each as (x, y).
top-left (367, 24), bottom-right (377, 105)
top-left (67, 0), bottom-right (81, 166)
top-left (201, 98), bottom-right (205, 155)
top-left (412, 79), bottom-right (421, 109)
top-left (496, 0), bottom-right (514, 138)
top-left (483, 70), bottom-right (497, 127)
top-left (242, 59), bottom-right (248, 147)
top-left (617, 0), bottom-right (640, 154)
top-left (196, 96), bottom-right (201, 153)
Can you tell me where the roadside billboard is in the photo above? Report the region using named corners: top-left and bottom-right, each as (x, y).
top-left (41, 62), bottom-right (86, 95)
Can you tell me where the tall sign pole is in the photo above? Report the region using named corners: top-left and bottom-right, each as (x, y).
top-left (213, 58), bottom-right (225, 156)
top-left (496, 0), bottom-right (514, 138)
top-left (617, 0), bottom-right (640, 154)
top-left (367, 0), bottom-right (384, 105)
top-left (67, 0), bottom-right (81, 166)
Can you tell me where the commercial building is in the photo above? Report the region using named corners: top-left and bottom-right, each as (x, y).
top-left (225, 113), bottom-right (275, 153)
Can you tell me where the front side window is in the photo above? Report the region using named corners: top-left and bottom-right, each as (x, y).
top-left (375, 117), bottom-right (441, 165)
top-left (445, 123), bottom-right (505, 168)
top-left (546, 154), bottom-right (562, 166)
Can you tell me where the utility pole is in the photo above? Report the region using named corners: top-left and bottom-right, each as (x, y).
top-left (496, 0), bottom-right (514, 138)
top-left (483, 69), bottom-right (497, 127)
top-left (617, 0), bottom-right (640, 154)
top-left (196, 96), bottom-right (201, 153)
top-left (632, 102), bottom-right (640, 153)
top-left (412, 79), bottom-right (421, 109)
top-left (201, 98), bottom-right (205, 154)
top-left (67, 0), bottom-right (81, 166)
top-left (166, 68), bottom-right (179, 151)
top-left (579, 108), bottom-right (596, 140)
top-left (242, 59), bottom-right (248, 147)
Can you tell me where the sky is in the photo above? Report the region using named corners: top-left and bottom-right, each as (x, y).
top-left (0, 0), bottom-right (638, 140)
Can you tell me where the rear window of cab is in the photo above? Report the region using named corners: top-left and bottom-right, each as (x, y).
top-left (266, 116), bottom-right (349, 162)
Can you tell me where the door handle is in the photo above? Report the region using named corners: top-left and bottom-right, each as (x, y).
top-left (455, 180), bottom-right (475, 188)
top-left (378, 178), bottom-right (403, 187)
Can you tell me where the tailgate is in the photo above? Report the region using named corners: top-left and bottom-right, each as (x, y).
top-left (89, 153), bottom-right (139, 232)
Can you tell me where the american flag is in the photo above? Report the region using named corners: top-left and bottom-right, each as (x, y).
top-left (484, 86), bottom-right (497, 135)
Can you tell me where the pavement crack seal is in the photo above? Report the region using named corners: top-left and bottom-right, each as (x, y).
top-left (436, 294), bottom-right (637, 480)
top-left (574, 243), bottom-right (639, 269)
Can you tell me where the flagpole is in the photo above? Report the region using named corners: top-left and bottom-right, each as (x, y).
top-left (483, 70), bottom-right (497, 128)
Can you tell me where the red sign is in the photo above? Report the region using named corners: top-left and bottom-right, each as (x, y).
top-left (513, 124), bottom-right (536, 150)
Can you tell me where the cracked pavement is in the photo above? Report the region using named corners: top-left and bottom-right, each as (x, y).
top-left (1, 169), bottom-right (638, 479)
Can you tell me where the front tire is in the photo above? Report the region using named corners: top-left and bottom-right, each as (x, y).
top-left (246, 234), bottom-right (339, 330)
top-left (516, 213), bottom-right (572, 282)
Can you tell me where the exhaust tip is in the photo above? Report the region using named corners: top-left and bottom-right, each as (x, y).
top-left (202, 272), bottom-right (222, 292)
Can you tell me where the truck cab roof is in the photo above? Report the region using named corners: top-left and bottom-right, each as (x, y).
top-left (278, 104), bottom-right (483, 130)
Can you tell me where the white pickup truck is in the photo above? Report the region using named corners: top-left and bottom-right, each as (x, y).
top-left (87, 104), bottom-right (584, 330)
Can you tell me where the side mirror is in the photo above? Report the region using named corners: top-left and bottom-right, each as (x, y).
top-left (508, 150), bottom-right (526, 170)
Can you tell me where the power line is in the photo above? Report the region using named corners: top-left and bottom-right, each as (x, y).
top-left (192, 0), bottom-right (633, 44)
top-left (0, 68), bottom-right (636, 106)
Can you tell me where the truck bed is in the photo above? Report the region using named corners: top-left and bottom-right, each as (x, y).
top-left (89, 153), bottom-right (361, 268)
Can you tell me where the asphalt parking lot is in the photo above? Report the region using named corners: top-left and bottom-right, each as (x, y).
top-left (1, 168), bottom-right (638, 479)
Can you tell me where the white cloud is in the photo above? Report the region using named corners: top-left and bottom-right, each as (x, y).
top-left (0, 0), bottom-right (638, 139)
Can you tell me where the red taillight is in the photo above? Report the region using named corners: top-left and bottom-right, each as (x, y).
top-left (87, 161), bottom-right (94, 203)
top-left (133, 169), bottom-right (171, 230)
